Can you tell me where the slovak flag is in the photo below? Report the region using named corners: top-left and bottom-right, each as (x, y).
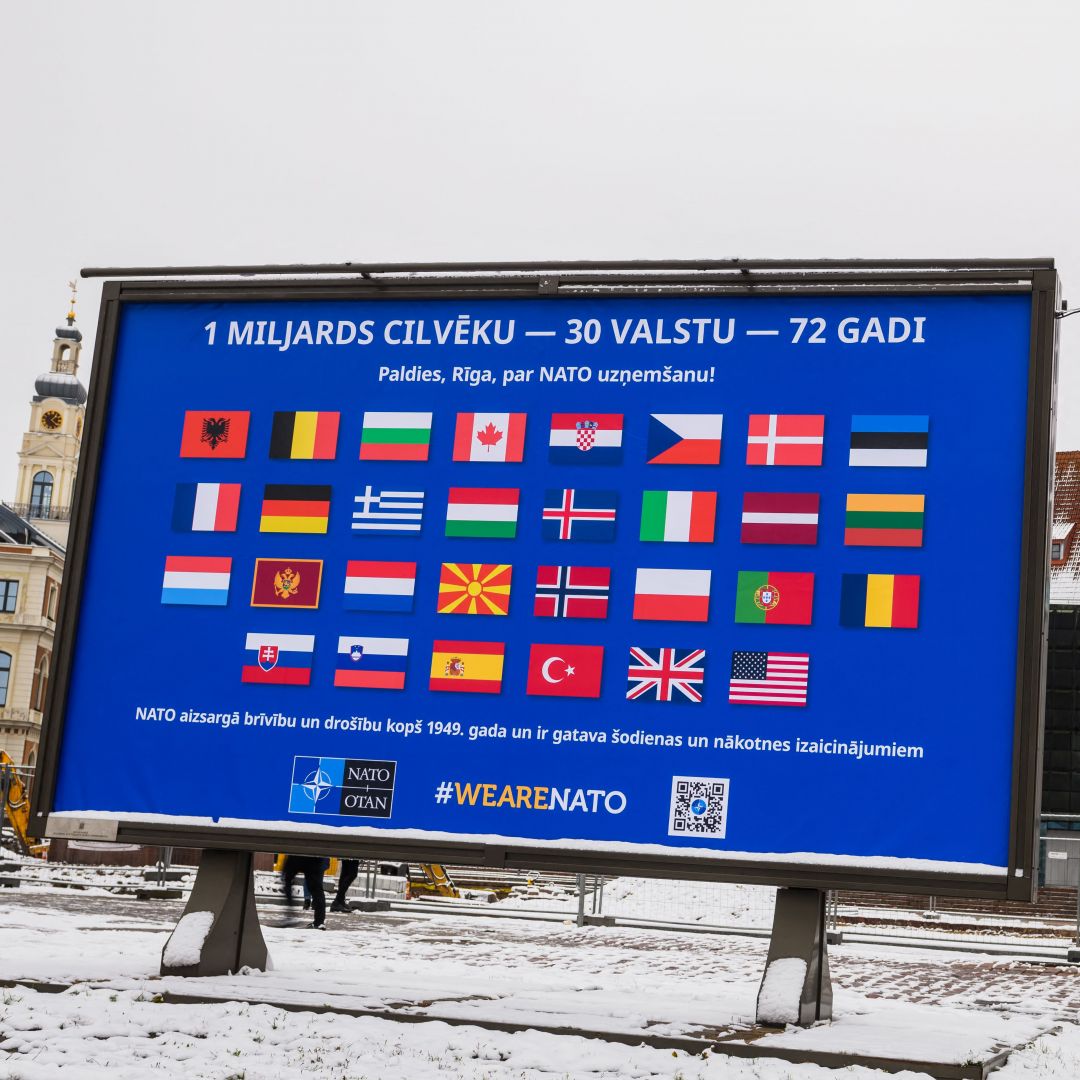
top-left (549, 413), bottom-right (623, 465)
top-left (242, 633), bottom-right (315, 686)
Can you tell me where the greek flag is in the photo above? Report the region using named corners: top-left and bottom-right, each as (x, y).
top-left (351, 485), bottom-right (424, 534)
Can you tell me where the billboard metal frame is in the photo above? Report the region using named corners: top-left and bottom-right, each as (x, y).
top-left (32, 260), bottom-right (1058, 901)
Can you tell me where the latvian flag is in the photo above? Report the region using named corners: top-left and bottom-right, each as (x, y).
top-left (639, 490), bottom-right (716, 544)
top-left (746, 414), bottom-right (824, 466)
top-left (549, 413), bottom-right (623, 465)
top-left (269, 411), bottom-right (340, 460)
top-left (542, 489), bottom-right (618, 541)
top-left (161, 555), bottom-right (231, 606)
top-left (849, 415), bottom-right (929, 468)
top-left (646, 414), bottom-right (722, 465)
top-left (334, 636), bottom-right (408, 690)
top-left (172, 482), bottom-right (240, 532)
top-left (453, 412), bottom-right (526, 462)
top-left (534, 566), bottom-right (610, 619)
top-left (740, 492), bottom-right (819, 545)
top-left (242, 633), bottom-right (315, 686)
top-left (445, 488), bottom-right (519, 539)
top-left (632, 567), bottom-right (711, 622)
top-left (259, 484), bottom-right (331, 534)
top-left (359, 412), bottom-right (432, 461)
top-left (343, 561), bottom-right (416, 612)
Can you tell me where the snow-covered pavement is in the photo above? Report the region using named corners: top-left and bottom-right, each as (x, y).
top-left (2, 887), bottom-right (1080, 1077)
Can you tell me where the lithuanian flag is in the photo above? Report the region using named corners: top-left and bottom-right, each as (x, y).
top-left (269, 411), bottom-right (340, 460)
top-left (844, 494), bottom-right (924, 547)
top-left (429, 640), bottom-right (504, 693)
top-left (840, 573), bottom-right (920, 629)
top-left (259, 484), bottom-right (331, 534)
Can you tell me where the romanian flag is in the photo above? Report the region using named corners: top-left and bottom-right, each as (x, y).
top-left (840, 573), bottom-right (920, 629)
top-left (437, 563), bottom-right (512, 615)
top-left (734, 571), bottom-right (814, 625)
top-left (360, 412), bottom-right (432, 461)
top-left (844, 494), bottom-right (925, 547)
top-left (269, 411), bottom-right (340, 460)
top-left (429, 640), bottom-right (505, 694)
top-left (259, 484), bottom-right (331, 534)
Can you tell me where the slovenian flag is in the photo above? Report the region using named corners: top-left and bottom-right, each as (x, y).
top-left (160, 555), bottom-right (231, 606)
top-left (172, 482), bottom-right (241, 532)
top-left (343, 561), bottom-right (417, 612)
top-left (334, 636), bottom-right (408, 689)
top-left (241, 633), bottom-right (315, 685)
top-left (549, 413), bottom-right (623, 465)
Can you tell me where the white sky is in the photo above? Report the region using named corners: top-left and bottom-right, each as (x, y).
top-left (1, 1), bottom-right (1078, 502)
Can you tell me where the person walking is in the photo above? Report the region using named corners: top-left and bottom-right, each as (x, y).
top-left (330, 858), bottom-right (360, 912)
top-left (283, 854), bottom-right (328, 929)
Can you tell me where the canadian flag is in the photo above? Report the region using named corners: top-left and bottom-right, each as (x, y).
top-left (452, 412), bottom-right (527, 462)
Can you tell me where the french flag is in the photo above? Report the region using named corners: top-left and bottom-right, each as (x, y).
top-left (343, 561), bottom-right (416, 612)
top-left (160, 555), bottom-right (232, 606)
top-left (172, 482), bottom-right (241, 532)
top-left (242, 633), bottom-right (315, 686)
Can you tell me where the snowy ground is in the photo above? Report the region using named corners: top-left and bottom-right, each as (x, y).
top-left (1, 881), bottom-right (1080, 1078)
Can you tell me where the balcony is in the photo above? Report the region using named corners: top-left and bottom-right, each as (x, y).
top-left (7, 503), bottom-right (71, 522)
top-left (0, 708), bottom-right (37, 731)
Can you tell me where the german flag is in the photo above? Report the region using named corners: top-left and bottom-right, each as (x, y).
top-left (429, 640), bottom-right (504, 694)
top-left (269, 411), bottom-right (339, 460)
top-left (259, 484), bottom-right (331, 534)
top-left (844, 494), bottom-right (924, 547)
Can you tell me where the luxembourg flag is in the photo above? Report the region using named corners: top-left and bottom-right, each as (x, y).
top-left (343, 561), bottom-right (417, 612)
top-left (172, 482), bottom-right (241, 532)
top-left (160, 555), bottom-right (231, 606)
top-left (334, 636), bottom-right (408, 689)
top-left (242, 633), bottom-right (315, 685)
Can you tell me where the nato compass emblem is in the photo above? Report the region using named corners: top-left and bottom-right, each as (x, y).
top-left (200, 416), bottom-right (231, 451)
top-left (575, 419), bottom-right (599, 451)
top-left (302, 768), bottom-right (334, 807)
top-left (690, 796), bottom-right (709, 817)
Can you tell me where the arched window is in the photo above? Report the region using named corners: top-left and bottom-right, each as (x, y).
top-left (33, 654), bottom-right (49, 712)
top-left (0, 652), bottom-right (10, 708)
top-left (30, 471), bottom-right (53, 516)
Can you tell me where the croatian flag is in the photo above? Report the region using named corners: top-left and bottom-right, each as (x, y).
top-left (160, 555), bottom-right (232, 606)
top-left (242, 633), bottom-right (315, 685)
top-left (548, 413), bottom-right (623, 465)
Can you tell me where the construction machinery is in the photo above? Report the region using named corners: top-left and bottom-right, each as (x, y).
top-left (0, 751), bottom-right (46, 857)
top-left (413, 863), bottom-right (460, 898)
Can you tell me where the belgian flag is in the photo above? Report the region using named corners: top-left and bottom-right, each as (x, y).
top-left (259, 485), bottom-right (332, 534)
top-left (269, 411), bottom-right (340, 460)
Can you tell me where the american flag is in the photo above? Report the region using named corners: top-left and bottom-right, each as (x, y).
top-left (626, 647), bottom-right (706, 703)
top-left (728, 651), bottom-right (809, 707)
top-left (534, 565), bottom-right (610, 619)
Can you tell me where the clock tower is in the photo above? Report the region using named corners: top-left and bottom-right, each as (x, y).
top-left (14, 286), bottom-right (87, 547)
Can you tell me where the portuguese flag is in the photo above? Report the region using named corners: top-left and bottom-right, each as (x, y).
top-left (844, 493), bottom-right (924, 547)
top-left (734, 570), bottom-right (814, 625)
top-left (359, 411), bottom-right (432, 461)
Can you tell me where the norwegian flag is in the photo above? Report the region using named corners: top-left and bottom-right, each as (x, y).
top-left (626, 647), bottom-right (706, 703)
top-left (534, 566), bottom-right (610, 619)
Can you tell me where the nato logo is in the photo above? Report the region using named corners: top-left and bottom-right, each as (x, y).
top-left (288, 756), bottom-right (396, 818)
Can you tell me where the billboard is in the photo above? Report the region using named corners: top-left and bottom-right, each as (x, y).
top-left (34, 264), bottom-right (1057, 898)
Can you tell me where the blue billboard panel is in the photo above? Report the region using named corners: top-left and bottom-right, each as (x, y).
top-left (51, 291), bottom-right (1042, 876)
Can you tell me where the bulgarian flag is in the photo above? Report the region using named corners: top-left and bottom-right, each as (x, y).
top-left (639, 490), bottom-right (716, 543)
top-left (359, 412), bottom-right (432, 461)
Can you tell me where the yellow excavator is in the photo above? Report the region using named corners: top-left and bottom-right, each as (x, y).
top-left (414, 863), bottom-right (460, 898)
top-left (0, 751), bottom-right (47, 857)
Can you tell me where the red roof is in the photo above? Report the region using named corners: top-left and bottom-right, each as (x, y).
top-left (1050, 451), bottom-right (1080, 603)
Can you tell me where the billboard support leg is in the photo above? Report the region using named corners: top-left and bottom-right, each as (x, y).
top-left (160, 849), bottom-right (268, 977)
top-left (755, 887), bottom-right (832, 1027)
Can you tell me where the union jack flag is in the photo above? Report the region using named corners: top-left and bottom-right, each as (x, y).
top-left (626, 646), bottom-right (706, 703)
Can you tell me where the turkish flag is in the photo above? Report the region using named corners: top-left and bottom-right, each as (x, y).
top-left (525, 643), bottom-right (604, 698)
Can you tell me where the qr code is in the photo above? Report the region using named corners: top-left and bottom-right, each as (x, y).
top-left (668, 776), bottom-right (729, 838)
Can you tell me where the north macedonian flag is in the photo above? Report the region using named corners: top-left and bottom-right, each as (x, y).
top-left (437, 563), bottom-right (512, 616)
top-left (269, 411), bottom-right (340, 460)
top-left (259, 484), bottom-right (331, 533)
top-left (429, 640), bottom-right (505, 694)
top-left (844, 493), bottom-right (925, 547)
top-left (250, 558), bottom-right (324, 609)
top-left (840, 573), bottom-right (920, 628)
top-left (453, 412), bottom-right (527, 462)
top-left (734, 570), bottom-right (814, 625)
top-left (179, 410), bottom-right (250, 458)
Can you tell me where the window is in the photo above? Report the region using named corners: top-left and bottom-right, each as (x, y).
top-left (0, 580), bottom-right (18, 613)
top-left (47, 584), bottom-right (58, 620)
top-left (0, 652), bottom-right (10, 708)
top-left (1053, 541), bottom-right (1066, 562)
top-left (30, 471), bottom-right (53, 516)
top-left (33, 654), bottom-right (49, 712)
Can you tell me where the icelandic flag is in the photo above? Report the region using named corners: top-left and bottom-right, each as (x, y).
top-left (548, 413), bottom-right (623, 465)
top-left (334, 636), bottom-right (409, 689)
top-left (160, 555), bottom-right (231, 606)
top-left (343, 561), bottom-right (417, 612)
top-left (242, 633), bottom-right (315, 685)
top-left (172, 482), bottom-right (241, 532)
top-left (541, 489), bottom-right (618, 541)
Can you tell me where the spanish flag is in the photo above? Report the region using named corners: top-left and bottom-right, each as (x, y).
top-left (269, 411), bottom-right (340, 460)
top-left (429, 640), bottom-right (504, 694)
top-left (259, 485), bottom-right (331, 534)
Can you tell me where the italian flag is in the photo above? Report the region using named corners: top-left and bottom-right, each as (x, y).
top-left (445, 487), bottom-right (520, 539)
top-left (639, 490), bottom-right (716, 543)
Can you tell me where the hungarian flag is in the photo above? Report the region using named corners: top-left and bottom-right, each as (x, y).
top-left (269, 411), bottom-right (340, 460)
top-left (844, 493), bottom-right (925, 547)
top-left (849, 415), bottom-right (929, 468)
top-left (445, 488), bottom-right (519, 539)
top-left (437, 563), bottom-right (512, 616)
top-left (160, 555), bottom-right (231, 606)
top-left (334, 636), bottom-right (408, 690)
top-left (840, 573), bottom-right (920, 628)
top-left (646, 414), bottom-right (722, 465)
top-left (639, 490), bottom-right (716, 543)
top-left (343, 561), bottom-right (416, 612)
top-left (172, 482), bottom-right (240, 532)
top-left (242, 633), bottom-right (315, 685)
top-left (429, 640), bottom-right (505, 694)
top-left (259, 485), bottom-right (331, 533)
top-left (633, 567), bottom-right (711, 622)
top-left (740, 492), bottom-right (819, 545)
top-left (359, 411), bottom-right (432, 461)
top-left (548, 413), bottom-right (623, 465)
top-left (746, 414), bottom-right (824, 466)
top-left (525, 643), bottom-right (604, 698)
top-left (453, 412), bottom-right (526, 462)
top-left (179, 410), bottom-right (250, 458)
top-left (541, 489), bottom-right (618, 541)
top-left (734, 571), bottom-right (814, 625)
top-left (534, 565), bottom-right (610, 619)
top-left (626, 647), bottom-right (706, 703)
top-left (250, 558), bottom-right (324, 609)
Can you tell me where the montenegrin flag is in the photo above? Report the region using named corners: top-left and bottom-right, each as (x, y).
top-left (242, 633), bottom-right (315, 685)
top-left (172, 482), bottom-right (240, 532)
top-left (734, 570), bottom-right (814, 625)
top-left (269, 410), bottom-right (340, 460)
top-left (429, 640), bottom-right (505, 694)
top-left (840, 573), bottom-right (920, 629)
top-left (359, 411), bottom-right (432, 461)
top-left (453, 412), bottom-right (526, 462)
top-left (646, 414), bottom-right (722, 466)
top-left (334, 636), bottom-right (408, 690)
top-left (632, 567), bottom-right (711, 622)
top-left (639, 490), bottom-right (716, 543)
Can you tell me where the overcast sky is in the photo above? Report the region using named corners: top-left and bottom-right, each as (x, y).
top-left (1, 1), bottom-right (1077, 502)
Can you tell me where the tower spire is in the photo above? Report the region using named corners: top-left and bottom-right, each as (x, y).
top-left (65, 279), bottom-right (78, 327)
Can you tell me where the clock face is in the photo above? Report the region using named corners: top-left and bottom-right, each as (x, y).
top-left (41, 410), bottom-right (62, 431)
